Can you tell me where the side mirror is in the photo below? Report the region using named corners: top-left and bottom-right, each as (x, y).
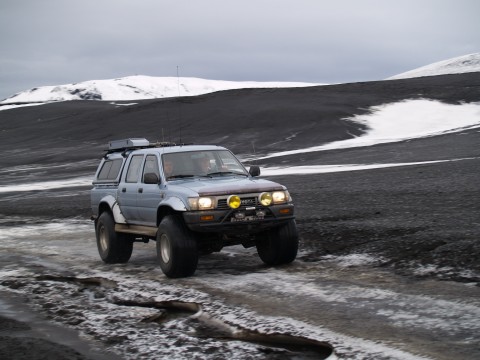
top-left (249, 165), bottom-right (260, 177)
top-left (144, 172), bottom-right (160, 184)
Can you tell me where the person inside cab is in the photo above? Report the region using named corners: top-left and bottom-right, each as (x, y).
top-left (163, 159), bottom-right (174, 179)
top-left (196, 156), bottom-right (212, 175)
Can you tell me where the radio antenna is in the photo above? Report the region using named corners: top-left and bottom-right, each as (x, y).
top-left (251, 141), bottom-right (257, 165)
top-left (166, 112), bottom-right (172, 144)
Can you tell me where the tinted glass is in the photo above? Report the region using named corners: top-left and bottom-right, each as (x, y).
top-left (143, 154), bottom-right (160, 182)
top-left (126, 155), bottom-right (144, 183)
top-left (162, 150), bottom-right (247, 179)
top-left (98, 159), bottom-right (123, 180)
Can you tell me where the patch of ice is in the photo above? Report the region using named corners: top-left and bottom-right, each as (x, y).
top-left (0, 219), bottom-right (88, 238)
top-left (321, 254), bottom-right (385, 267)
top-left (412, 263), bottom-right (479, 282)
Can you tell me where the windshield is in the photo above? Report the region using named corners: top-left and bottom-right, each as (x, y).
top-left (162, 150), bottom-right (249, 180)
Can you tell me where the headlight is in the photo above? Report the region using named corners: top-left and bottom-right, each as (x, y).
top-left (198, 197), bottom-right (213, 209)
top-left (259, 192), bottom-right (273, 206)
top-left (188, 197), bottom-right (215, 210)
top-left (272, 191), bottom-right (287, 203)
top-left (227, 195), bottom-right (241, 209)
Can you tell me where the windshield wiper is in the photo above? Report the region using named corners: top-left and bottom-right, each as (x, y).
top-left (207, 171), bottom-right (247, 177)
top-left (167, 174), bottom-right (195, 180)
top-left (168, 174), bottom-right (216, 180)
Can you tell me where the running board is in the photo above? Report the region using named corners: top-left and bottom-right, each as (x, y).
top-left (115, 224), bottom-right (158, 237)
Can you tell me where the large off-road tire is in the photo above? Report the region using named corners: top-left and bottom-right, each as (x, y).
top-left (256, 219), bottom-right (299, 265)
top-left (96, 212), bottom-right (133, 263)
top-left (156, 215), bottom-right (199, 278)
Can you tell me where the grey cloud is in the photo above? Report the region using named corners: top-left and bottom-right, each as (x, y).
top-left (1, 0), bottom-right (479, 100)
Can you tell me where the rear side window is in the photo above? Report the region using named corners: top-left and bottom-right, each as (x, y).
top-left (97, 159), bottom-right (123, 180)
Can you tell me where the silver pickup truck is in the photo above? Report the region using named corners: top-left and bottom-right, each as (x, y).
top-left (91, 138), bottom-right (298, 278)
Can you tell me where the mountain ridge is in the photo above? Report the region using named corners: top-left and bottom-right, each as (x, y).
top-left (2, 53), bottom-right (480, 105)
top-left (0, 76), bottom-right (320, 104)
top-left (388, 52), bottom-right (480, 80)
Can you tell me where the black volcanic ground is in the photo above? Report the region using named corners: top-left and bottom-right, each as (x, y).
top-left (1, 72), bottom-right (479, 282)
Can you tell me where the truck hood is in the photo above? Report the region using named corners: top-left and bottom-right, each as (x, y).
top-left (169, 177), bottom-right (285, 196)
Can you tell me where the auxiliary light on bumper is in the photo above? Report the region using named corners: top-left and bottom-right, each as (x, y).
top-left (227, 195), bottom-right (241, 209)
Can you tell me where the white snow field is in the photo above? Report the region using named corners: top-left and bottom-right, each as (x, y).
top-left (388, 52), bottom-right (480, 79)
top-left (0, 75), bottom-right (320, 104)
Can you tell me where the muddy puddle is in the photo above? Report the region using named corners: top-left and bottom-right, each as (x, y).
top-left (1, 216), bottom-right (479, 359)
top-left (0, 291), bottom-right (122, 360)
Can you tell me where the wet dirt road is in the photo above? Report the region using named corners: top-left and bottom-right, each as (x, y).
top-left (1, 217), bottom-right (479, 360)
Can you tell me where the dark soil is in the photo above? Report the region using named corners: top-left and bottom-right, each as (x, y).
top-left (1, 73), bottom-right (479, 281)
top-left (1, 73), bottom-right (479, 358)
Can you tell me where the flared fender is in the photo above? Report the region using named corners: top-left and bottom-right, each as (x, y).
top-left (161, 196), bottom-right (187, 212)
top-left (99, 195), bottom-right (127, 224)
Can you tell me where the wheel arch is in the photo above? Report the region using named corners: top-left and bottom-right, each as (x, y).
top-left (157, 205), bottom-right (180, 227)
top-left (97, 195), bottom-right (127, 224)
top-left (156, 197), bottom-right (187, 226)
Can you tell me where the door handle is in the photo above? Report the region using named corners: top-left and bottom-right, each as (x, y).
top-left (138, 188), bottom-right (143, 193)
top-left (122, 188), bottom-right (126, 193)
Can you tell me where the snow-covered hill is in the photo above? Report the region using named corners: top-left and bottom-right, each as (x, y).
top-left (388, 53), bottom-right (480, 80)
top-left (3, 53), bottom-right (479, 105)
top-left (0, 76), bottom-right (320, 104)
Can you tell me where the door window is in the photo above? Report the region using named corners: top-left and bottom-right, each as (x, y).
top-left (142, 154), bottom-right (160, 182)
top-left (126, 155), bottom-right (144, 183)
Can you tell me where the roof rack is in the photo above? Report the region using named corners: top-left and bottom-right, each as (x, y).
top-left (105, 138), bottom-right (188, 156)
top-left (108, 138), bottom-right (150, 151)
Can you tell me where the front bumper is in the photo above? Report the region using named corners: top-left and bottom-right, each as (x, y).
top-left (183, 203), bottom-right (295, 234)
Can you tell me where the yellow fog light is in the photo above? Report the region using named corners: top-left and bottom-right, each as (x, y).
top-left (259, 192), bottom-right (273, 206)
top-left (227, 195), bottom-right (241, 209)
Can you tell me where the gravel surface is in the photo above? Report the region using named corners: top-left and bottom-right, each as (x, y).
top-left (1, 72), bottom-right (479, 359)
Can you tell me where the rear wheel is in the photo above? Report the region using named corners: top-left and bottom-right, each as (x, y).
top-left (256, 220), bottom-right (299, 265)
top-left (96, 212), bottom-right (133, 263)
top-left (156, 215), bottom-right (198, 278)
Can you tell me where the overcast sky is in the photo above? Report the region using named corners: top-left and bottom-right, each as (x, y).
top-left (1, 0), bottom-right (479, 100)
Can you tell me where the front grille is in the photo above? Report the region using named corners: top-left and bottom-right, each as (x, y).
top-left (217, 196), bottom-right (258, 210)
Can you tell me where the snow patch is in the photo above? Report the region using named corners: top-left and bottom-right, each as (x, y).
top-left (0, 176), bottom-right (92, 193)
top-left (261, 159), bottom-right (458, 176)
top-left (388, 53), bottom-right (480, 79)
top-left (0, 102), bottom-right (48, 111)
top-left (260, 99), bottom-right (480, 159)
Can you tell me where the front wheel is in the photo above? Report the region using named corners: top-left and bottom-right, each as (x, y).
top-left (256, 220), bottom-right (299, 265)
top-left (156, 215), bottom-right (198, 278)
top-left (96, 212), bottom-right (133, 263)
